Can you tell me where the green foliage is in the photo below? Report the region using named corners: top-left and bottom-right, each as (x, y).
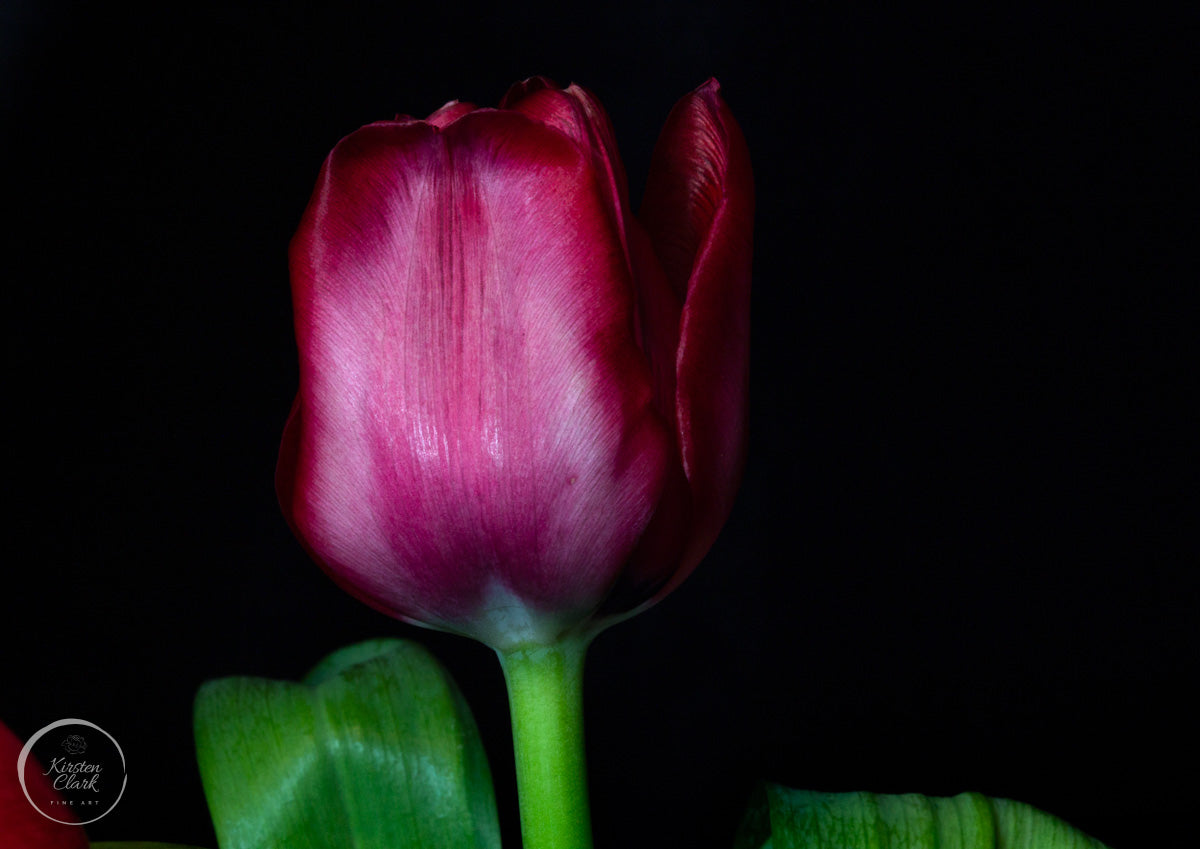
top-left (194, 638), bottom-right (499, 849)
top-left (736, 786), bottom-right (1110, 849)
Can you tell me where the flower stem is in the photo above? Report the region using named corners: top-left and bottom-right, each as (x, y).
top-left (498, 636), bottom-right (593, 849)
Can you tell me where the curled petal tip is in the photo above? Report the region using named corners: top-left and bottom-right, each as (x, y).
top-left (500, 75), bottom-right (562, 107)
top-left (521, 74), bottom-right (561, 88)
top-left (426, 99), bottom-right (477, 128)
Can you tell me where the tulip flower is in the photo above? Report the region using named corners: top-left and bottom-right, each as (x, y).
top-left (278, 77), bottom-right (752, 849)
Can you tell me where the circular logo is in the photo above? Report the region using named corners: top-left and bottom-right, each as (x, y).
top-left (17, 719), bottom-right (127, 825)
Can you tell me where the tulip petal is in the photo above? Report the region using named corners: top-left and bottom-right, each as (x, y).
top-left (426, 100), bottom-right (477, 128)
top-left (276, 394), bottom-right (301, 530)
top-left (1, 720), bottom-right (89, 849)
top-left (500, 80), bottom-right (690, 622)
top-left (503, 79), bottom-right (682, 429)
top-left (285, 112), bottom-right (669, 649)
top-left (640, 79), bottom-right (754, 577)
top-left (592, 220), bottom-right (688, 620)
top-left (501, 79), bottom-right (631, 227)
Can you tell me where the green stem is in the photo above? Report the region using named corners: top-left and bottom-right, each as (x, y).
top-left (498, 636), bottom-right (593, 849)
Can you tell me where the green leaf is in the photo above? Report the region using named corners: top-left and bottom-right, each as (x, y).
top-left (194, 639), bottom-right (500, 849)
top-left (735, 785), bottom-right (1110, 849)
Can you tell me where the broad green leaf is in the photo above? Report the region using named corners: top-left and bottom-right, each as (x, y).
top-left (194, 639), bottom-right (499, 849)
top-left (735, 785), bottom-right (1110, 849)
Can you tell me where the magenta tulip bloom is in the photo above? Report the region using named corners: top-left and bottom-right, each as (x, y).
top-left (278, 78), bottom-right (752, 651)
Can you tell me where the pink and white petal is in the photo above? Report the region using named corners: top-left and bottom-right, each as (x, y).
top-left (640, 79), bottom-right (754, 572)
top-left (288, 113), bottom-right (670, 648)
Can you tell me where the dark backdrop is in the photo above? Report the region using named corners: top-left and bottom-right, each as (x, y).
top-left (4, 4), bottom-right (1195, 848)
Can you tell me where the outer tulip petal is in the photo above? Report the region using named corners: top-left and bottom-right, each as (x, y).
top-left (503, 79), bottom-right (682, 430)
top-left (276, 394), bottom-right (317, 563)
top-left (285, 112), bottom-right (670, 649)
top-left (501, 79), bottom-right (631, 222)
top-left (640, 79), bottom-right (754, 576)
top-left (595, 452), bottom-right (691, 619)
top-left (502, 79), bottom-right (690, 620)
top-left (592, 218), bottom-right (690, 621)
top-left (425, 100), bottom-right (477, 128)
top-left (501, 78), bottom-right (636, 290)
top-left (1, 720), bottom-right (89, 849)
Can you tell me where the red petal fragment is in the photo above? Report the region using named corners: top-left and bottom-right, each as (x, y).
top-left (0, 721), bottom-right (89, 849)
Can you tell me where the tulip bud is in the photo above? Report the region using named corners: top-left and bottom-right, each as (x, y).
top-left (277, 78), bottom-right (753, 652)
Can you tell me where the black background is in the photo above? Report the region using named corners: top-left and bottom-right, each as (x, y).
top-left (4, 4), bottom-right (1195, 848)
